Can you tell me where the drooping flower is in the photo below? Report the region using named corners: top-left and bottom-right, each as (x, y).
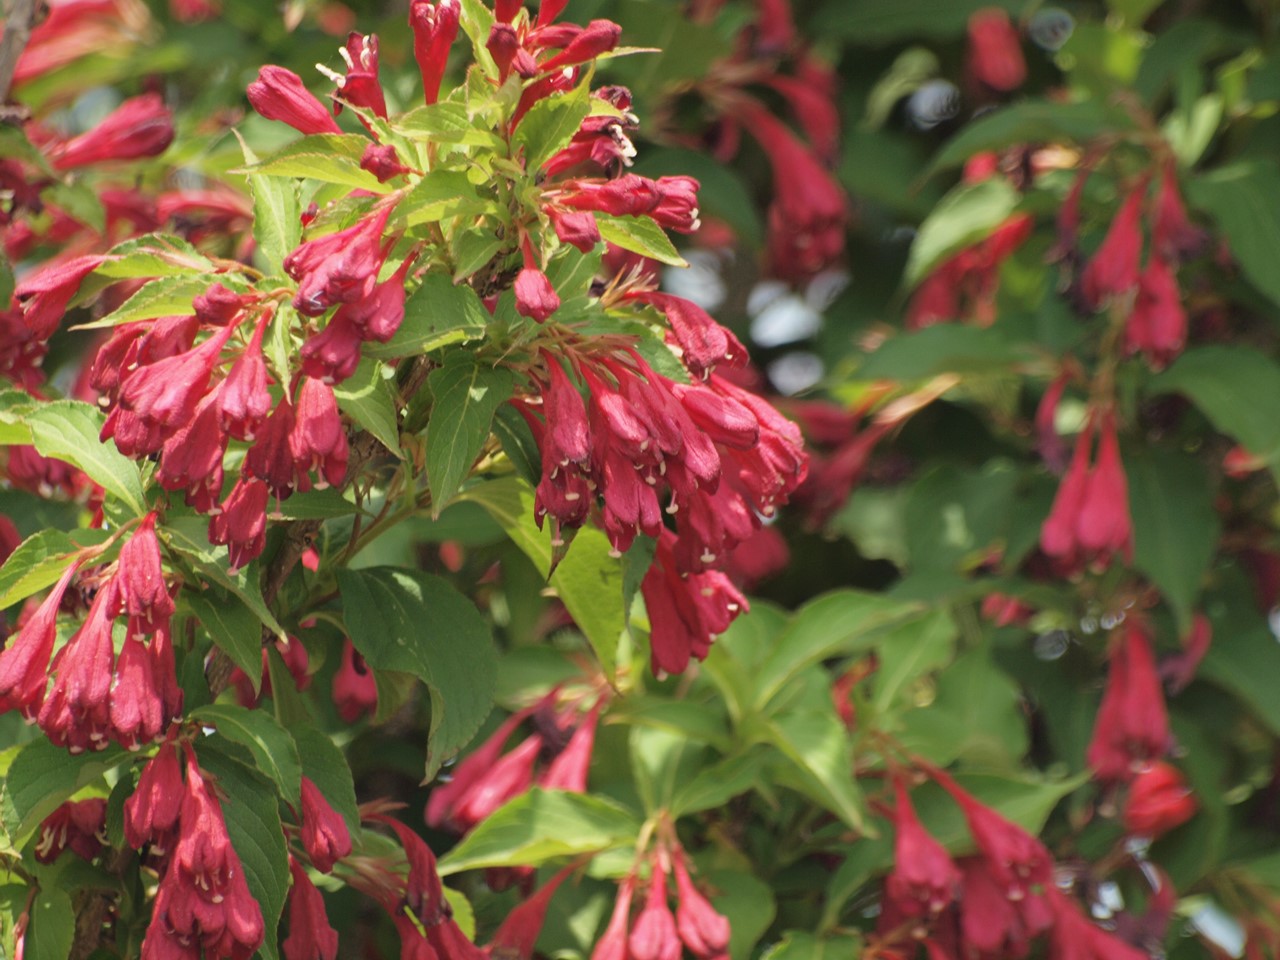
top-left (1124, 254), bottom-right (1186, 370)
top-left (486, 865), bottom-right (576, 960)
top-left (284, 206), bottom-right (392, 317)
top-left (117, 512), bottom-right (174, 636)
top-left (1086, 622), bottom-right (1171, 782)
top-left (208, 477), bottom-right (270, 571)
top-left (1040, 411), bottom-right (1133, 571)
top-left (0, 562), bottom-right (79, 717)
top-left (299, 777), bottom-right (352, 873)
top-left (590, 877), bottom-right (636, 960)
top-left (332, 639), bottom-right (377, 722)
top-left (247, 66), bottom-right (343, 135)
top-left (38, 579), bottom-right (120, 753)
top-left (629, 861), bottom-right (681, 960)
top-left (283, 857), bottom-right (339, 960)
top-left (14, 254), bottom-right (109, 340)
top-left (125, 740), bottom-right (185, 849)
top-left (672, 851), bottom-right (730, 959)
top-left (217, 313), bottom-right (273, 441)
top-left (49, 93), bottom-right (174, 170)
top-left (291, 378), bottom-right (349, 490)
top-left (1122, 761), bottom-right (1196, 837)
top-left (885, 780), bottom-right (961, 917)
top-left (35, 799), bottom-right (106, 863)
top-left (1080, 184), bottom-right (1146, 309)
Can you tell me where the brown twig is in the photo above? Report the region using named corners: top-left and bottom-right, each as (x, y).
top-left (0, 0), bottom-right (39, 105)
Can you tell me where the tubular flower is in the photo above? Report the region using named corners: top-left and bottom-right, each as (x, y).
top-left (247, 66), bottom-right (342, 135)
top-left (49, 93), bottom-right (174, 170)
top-left (409, 0), bottom-right (461, 105)
top-left (216, 313), bottom-right (273, 441)
top-left (0, 561), bottom-right (80, 717)
top-left (284, 206), bottom-right (393, 317)
top-left (125, 740), bottom-right (186, 849)
top-left (1080, 183), bottom-right (1146, 309)
top-left (38, 579), bottom-right (120, 753)
top-left (1040, 411), bottom-right (1133, 572)
top-left (487, 865), bottom-right (575, 960)
top-left (1124, 254), bottom-right (1186, 370)
top-left (14, 254), bottom-right (109, 341)
top-left (425, 707), bottom-right (534, 831)
top-left (291, 378), bottom-right (349, 490)
top-left (35, 799), bottom-right (106, 864)
top-left (885, 780), bottom-right (961, 917)
top-left (117, 512), bottom-right (174, 636)
top-left (967, 8), bottom-right (1026, 92)
top-left (208, 478), bottom-right (270, 571)
top-left (283, 858), bottom-right (339, 960)
top-left (629, 862), bottom-right (681, 960)
top-left (590, 877), bottom-right (636, 960)
top-left (1122, 762), bottom-right (1197, 837)
top-left (672, 852), bottom-right (730, 959)
top-left (299, 777), bottom-right (352, 873)
top-left (1086, 622), bottom-right (1171, 782)
top-left (324, 32), bottom-right (388, 118)
top-left (332, 639), bottom-right (377, 722)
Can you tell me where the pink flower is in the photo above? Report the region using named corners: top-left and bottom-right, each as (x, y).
top-left (50, 93), bottom-right (174, 170)
top-left (1086, 622), bottom-right (1171, 782)
top-left (117, 512), bottom-right (174, 636)
top-left (125, 740), bottom-right (185, 849)
top-left (967, 8), bottom-right (1026, 92)
top-left (332, 639), bottom-right (378, 722)
top-left (299, 777), bottom-right (352, 873)
top-left (1040, 411), bottom-right (1133, 571)
top-left (1124, 255), bottom-right (1186, 369)
top-left (14, 254), bottom-right (108, 340)
top-left (409, 0), bottom-right (461, 105)
top-left (1122, 762), bottom-right (1196, 837)
top-left (114, 325), bottom-right (235, 447)
top-left (245, 398), bottom-right (300, 500)
top-left (283, 857), bottom-right (339, 960)
top-left (628, 292), bottom-right (745, 379)
top-left (38, 580), bottom-right (119, 753)
top-left (247, 66), bottom-right (342, 135)
top-left (885, 780), bottom-right (961, 917)
top-left (1153, 165), bottom-right (1205, 262)
top-left (549, 209), bottom-right (601, 252)
top-left (156, 393), bottom-right (228, 513)
top-left (1081, 184), bottom-right (1146, 309)
top-left (538, 701), bottom-right (600, 792)
top-left (590, 878), bottom-right (635, 960)
top-left (291, 378), bottom-right (349, 490)
top-left (672, 852), bottom-right (729, 958)
top-left (628, 862), bottom-right (680, 960)
top-left (109, 635), bottom-right (166, 750)
top-left (328, 33), bottom-right (387, 118)
top-left (451, 734), bottom-right (542, 831)
top-left (487, 865), bottom-right (575, 960)
top-left (360, 143), bottom-right (413, 183)
top-left (300, 310), bottom-right (366, 385)
top-left (208, 478), bottom-right (270, 571)
top-left (425, 707), bottom-right (533, 830)
top-left (35, 799), bottom-right (106, 863)
top-left (0, 562), bottom-right (79, 717)
top-left (217, 314), bottom-right (273, 441)
top-left (284, 207), bottom-right (392, 317)
top-left (539, 20), bottom-right (622, 73)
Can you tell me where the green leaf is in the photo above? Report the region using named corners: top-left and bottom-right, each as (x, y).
top-left (0, 261), bottom-right (12, 307)
top-left (426, 354), bottom-right (515, 514)
top-left (26, 888), bottom-right (74, 960)
top-left (857, 325), bottom-right (1028, 381)
top-left (451, 227), bottom-right (506, 282)
top-left (1128, 449), bottom-right (1220, 630)
top-left (0, 391), bottom-right (32, 445)
top-left (761, 931), bottom-right (862, 960)
top-left (44, 179), bottom-right (105, 234)
top-left (196, 741), bottom-right (290, 960)
top-left (928, 100), bottom-right (1126, 176)
top-left (272, 487), bottom-right (360, 520)
top-left (491, 404), bottom-right (542, 488)
top-left (1200, 620), bottom-right (1280, 738)
top-left (437, 788), bottom-right (640, 875)
top-left (1, 740), bottom-right (127, 846)
top-left (394, 170), bottom-right (491, 229)
top-left (182, 589), bottom-right (264, 693)
top-left (707, 869), bottom-right (778, 960)
top-left (292, 726), bottom-right (361, 838)
top-left (910, 771), bottom-right (1089, 852)
top-left (191, 704), bottom-right (302, 805)
top-left (236, 134), bottom-right (389, 192)
top-left (870, 608), bottom-right (957, 712)
top-left (751, 590), bottom-right (924, 710)
top-left (365, 271), bottom-right (489, 359)
top-left (514, 87), bottom-right (591, 172)
top-left (395, 102), bottom-right (505, 148)
top-left (95, 233), bottom-right (212, 280)
top-left (245, 135), bottom-right (302, 276)
top-left (0, 528), bottom-right (108, 610)
top-left (161, 517), bottom-right (287, 641)
top-left (610, 697), bottom-right (728, 750)
top-left (670, 750), bottom-right (769, 817)
top-left (595, 214), bottom-right (687, 268)
top-left (904, 178), bottom-right (1019, 287)
top-left (335, 357), bottom-right (403, 458)
top-left (71, 273), bottom-right (241, 330)
top-left (336, 567), bottom-right (497, 777)
top-left (24, 401), bottom-right (147, 516)
top-left (1187, 161), bottom-right (1280, 311)
top-left (459, 477), bottom-right (628, 677)
top-left (764, 710), bottom-right (864, 831)
top-left (1152, 345), bottom-right (1280, 485)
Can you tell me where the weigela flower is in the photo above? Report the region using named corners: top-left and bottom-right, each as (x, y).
top-left (487, 865), bottom-right (575, 959)
top-left (426, 706), bottom-right (534, 830)
top-left (156, 393), bottom-right (228, 514)
top-left (549, 209), bottom-right (602, 252)
top-left (1047, 890), bottom-right (1149, 960)
top-left (1124, 255), bottom-right (1186, 370)
top-left (247, 66), bottom-right (342, 136)
top-left (194, 283), bottom-right (249, 326)
top-left (291, 378), bottom-right (349, 490)
top-left (117, 512), bottom-right (174, 635)
top-left (14, 254), bottom-right (109, 340)
top-left (110, 635), bottom-right (166, 750)
top-left (244, 398), bottom-right (300, 500)
top-left (49, 93), bottom-right (174, 170)
top-left (957, 857), bottom-right (1051, 958)
top-left (672, 851), bottom-right (730, 959)
top-left (284, 206), bottom-right (392, 317)
top-left (1081, 184), bottom-right (1146, 309)
top-left (1086, 622), bottom-right (1171, 782)
top-left (1040, 411), bottom-right (1133, 572)
top-left (591, 877), bottom-right (636, 960)
top-left (360, 142), bottom-right (413, 183)
top-left (0, 561), bottom-right (79, 717)
top-left (410, 0), bottom-right (461, 104)
top-left (539, 19), bottom-right (622, 73)
top-left (450, 734), bottom-right (542, 832)
top-left (299, 776), bottom-right (352, 873)
top-left (628, 862), bottom-right (681, 960)
top-left (325, 32), bottom-right (388, 118)
top-left (886, 780), bottom-right (961, 917)
top-left (342, 258), bottom-right (411, 343)
top-left (35, 799), bottom-right (106, 864)
top-left (300, 310), bottom-right (366, 384)
top-left (217, 313), bottom-right (273, 441)
top-left (1153, 165), bottom-right (1206, 262)
top-left (1122, 761), bottom-right (1196, 837)
top-left (538, 701), bottom-right (601, 792)
top-left (332, 639), bottom-right (377, 722)
top-left (283, 857), bottom-right (339, 960)
top-left (514, 266), bottom-right (561, 323)
top-left (627, 292), bottom-right (745, 379)
top-left (38, 579), bottom-right (120, 753)
top-left (208, 477), bottom-right (270, 571)
top-left (125, 740), bottom-right (186, 849)
top-left (967, 8), bottom-right (1026, 92)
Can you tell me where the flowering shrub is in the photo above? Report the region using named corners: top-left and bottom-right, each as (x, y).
top-left (3, 1), bottom-right (1280, 959)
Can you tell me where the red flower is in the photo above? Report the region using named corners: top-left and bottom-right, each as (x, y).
top-left (208, 477), bottom-right (270, 571)
top-left (156, 393), bottom-right (228, 513)
top-left (514, 267), bottom-right (560, 323)
top-left (629, 862), bottom-right (681, 960)
top-left (300, 310), bottom-right (366, 384)
top-left (244, 398), bottom-right (299, 500)
top-left (425, 707), bottom-right (532, 830)
top-left (217, 314), bottom-right (273, 441)
top-left (486, 865), bottom-right (575, 960)
top-left (326, 33), bottom-right (387, 118)
top-left (957, 857), bottom-right (1051, 958)
top-left (14, 254), bottom-right (108, 340)
top-left (967, 8), bottom-right (1026, 92)
top-left (360, 143), bottom-right (413, 183)
top-left (1047, 890), bottom-right (1148, 960)
top-left (50, 93), bottom-right (174, 170)
top-left (1040, 411), bottom-right (1133, 572)
top-left (1080, 184), bottom-right (1146, 309)
top-left (117, 512), bottom-right (174, 636)
top-left (539, 20), bottom-right (622, 73)
top-left (591, 878), bottom-right (636, 960)
top-left (410, 0), bottom-right (461, 104)
top-left (35, 798), bottom-right (106, 863)
top-left (114, 325), bottom-right (235, 449)
top-left (291, 378), bottom-right (349, 490)
top-left (1152, 165), bottom-right (1205, 262)
top-left (1123, 761), bottom-right (1196, 837)
top-left (672, 851), bottom-right (730, 959)
top-left (1124, 255), bottom-right (1186, 370)
top-left (283, 858), bottom-right (339, 960)
top-left (886, 780), bottom-right (961, 917)
top-left (299, 777), bottom-right (352, 873)
top-left (247, 66), bottom-right (342, 136)
top-left (109, 635), bottom-right (166, 750)
top-left (1086, 622), bottom-right (1171, 782)
top-left (0, 562), bottom-right (79, 717)
top-left (38, 580), bottom-right (119, 753)
top-left (549, 209), bottom-right (601, 252)
top-left (538, 701), bottom-right (601, 792)
top-left (342, 258), bottom-right (411, 343)
top-left (125, 740), bottom-right (185, 849)
top-left (284, 206), bottom-right (392, 317)
top-left (451, 734), bottom-right (542, 831)
top-left (332, 639), bottom-right (377, 722)
top-left (628, 292), bottom-right (746, 379)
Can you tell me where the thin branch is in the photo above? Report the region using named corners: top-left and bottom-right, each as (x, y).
top-left (0, 0), bottom-right (39, 105)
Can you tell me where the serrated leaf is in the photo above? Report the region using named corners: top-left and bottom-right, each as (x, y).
top-left (249, 161), bottom-right (301, 277)
top-left (335, 357), bottom-right (403, 458)
top-left (95, 233), bottom-right (212, 280)
top-left (514, 87), bottom-right (591, 172)
top-left (595, 214), bottom-right (687, 267)
top-left (337, 567), bottom-right (497, 778)
top-left (191, 705), bottom-right (301, 805)
top-left (459, 477), bottom-right (628, 677)
top-left (395, 102), bottom-right (505, 148)
top-left (1152, 345), bottom-right (1280, 486)
top-left (71, 273), bottom-right (241, 330)
top-left (24, 401), bottom-right (146, 516)
top-left (0, 528), bottom-right (108, 610)
top-left (437, 788), bottom-right (639, 875)
top-left (904, 178), bottom-right (1019, 287)
top-left (271, 487), bottom-right (360, 520)
top-left (426, 355), bottom-right (514, 513)
top-left (491, 404), bottom-right (541, 488)
top-left (292, 726), bottom-right (360, 838)
top-left (1, 740), bottom-right (127, 846)
top-left (451, 227), bottom-right (506, 282)
top-left (26, 888), bottom-right (74, 960)
top-left (183, 589), bottom-right (264, 693)
top-left (196, 741), bottom-right (290, 960)
top-left (365, 271), bottom-right (489, 359)
top-left (44, 180), bottom-right (105, 234)
top-left (670, 750), bottom-right (769, 817)
top-left (236, 134), bottom-right (389, 192)
top-left (394, 170), bottom-right (491, 229)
